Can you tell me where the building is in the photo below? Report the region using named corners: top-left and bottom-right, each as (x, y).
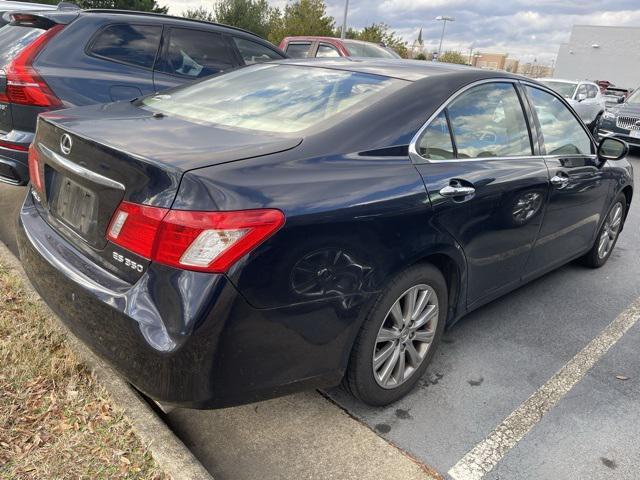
top-left (555, 25), bottom-right (640, 88)
top-left (517, 62), bottom-right (554, 78)
top-left (410, 27), bottom-right (425, 59)
top-left (504, 58), bottom-right (520, 73)
top-left (470, 52), bottom-right (508, 70)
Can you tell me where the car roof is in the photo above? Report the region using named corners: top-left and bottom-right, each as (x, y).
top-left (282, 36), bottom-right (384, 47)
top-left (81, 9), bottom-right (264, 38)
top-left (542, 78), bottom-right (598, 86)
top-left (275, 57), bottom-right (524, 83)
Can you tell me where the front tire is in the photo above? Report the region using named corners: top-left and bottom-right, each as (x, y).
top-left (344, 264), bottom-right (447, 406)
top-left (580, 194), bottom-right (626, 268)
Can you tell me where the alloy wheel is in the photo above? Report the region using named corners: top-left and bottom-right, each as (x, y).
top-left (598, 202), bottom-right (623, 259)
top-left (373, 284), bottom-right (438, 389)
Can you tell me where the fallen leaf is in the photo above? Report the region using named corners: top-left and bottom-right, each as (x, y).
top-left (616, 375), bottom-right (629, 381)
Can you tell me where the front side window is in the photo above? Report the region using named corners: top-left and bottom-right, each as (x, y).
top-left (316, 44), bottom-right (340, 58)
top-left (140, 64), bottom-right (405, 133)
top-left (233, 37), bottom-right (282, 65)
top-left (526, 86), bottom-right (592, 155)
top-left (416, 111), bottom-right (454, 160)
top-left (285, 42), bottom-right (311, 58)
top-left (446, 83), bottom-right (532, 158)
top-left (586, 85), bottom-right (598, 99)
top-left (158, 28), bottom-right (234, 78)
top-left (89, 24), bottom-right (161, 69)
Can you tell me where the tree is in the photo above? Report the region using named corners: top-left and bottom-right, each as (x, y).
top-left (415, 53), bottom-right (427, 61)
top-left (183, 6), bottom-right (216, 22)
top-left (269, 0), bottom-right (335, 44)
top-left (74, 0), bottom-right (167, 12)
top-left (438, 51), bottom-right (467, 65)
top-left (346, 23), bottom-right (409, 58)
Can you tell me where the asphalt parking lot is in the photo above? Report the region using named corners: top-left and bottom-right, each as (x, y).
top-left (1, 153), bottom-right (639, 480)
top-left (330, 152), bottom-right (640, 479)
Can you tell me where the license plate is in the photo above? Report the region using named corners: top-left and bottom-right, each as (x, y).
top-left (630, 130), bottom-right (640, 139)
top-left (52, 176), bottom-right (97, 235)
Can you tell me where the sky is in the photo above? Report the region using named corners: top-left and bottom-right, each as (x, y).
top-left (159, 0), bottom-right (640, 64)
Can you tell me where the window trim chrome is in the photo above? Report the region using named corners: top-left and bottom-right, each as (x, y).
top-left (409, 77), bottom-right (597, 164)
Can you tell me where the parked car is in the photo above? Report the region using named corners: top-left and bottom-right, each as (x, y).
top-left (538, 78), bottom-right (605, 131)
top-left (597, 87), bottom-right (640, 149)
top-left (17, 59), bottom-right (632, 408)
top-left (279, 36), bottom-right (401, 59)
top-left (0, 0), bottom-right (59, 26)
top-left (602, 86), bottom-right (632, 109)
top-left (0, 9), bottom-right (285, 186)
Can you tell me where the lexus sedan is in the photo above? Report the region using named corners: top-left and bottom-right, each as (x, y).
top-left (17, 59), bottom-right (633, 408)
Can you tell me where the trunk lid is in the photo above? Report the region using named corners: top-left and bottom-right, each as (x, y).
top-left (32, 101), bottom-right (301, 279)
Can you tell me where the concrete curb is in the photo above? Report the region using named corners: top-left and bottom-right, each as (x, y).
top-left (0, 241), bottom-right (213, 480)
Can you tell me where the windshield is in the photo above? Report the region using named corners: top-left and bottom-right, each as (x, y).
top-left (140, 64), bottom-right (404, 133)
top-left (539, 81), bottom-right (578, 99)
top-left (343, 40), bottom-right (399, 59)
top-left (626, 89), bottom-right (640, 104)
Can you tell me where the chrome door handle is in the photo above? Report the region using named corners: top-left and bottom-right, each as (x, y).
top-left (550, 175), bottom-right (570, 189)
top-left (440, 185), bottom-right (476, 197)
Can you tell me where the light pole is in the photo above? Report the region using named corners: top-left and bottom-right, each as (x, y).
top-left (341, 0), bottom-right (350, 40)
top-left (436, 15), bottom-right (455, 58)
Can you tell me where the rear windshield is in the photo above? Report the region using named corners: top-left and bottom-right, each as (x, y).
top-left (140, 64), bottom-right (405, 133)
top-left (539, 80), bottom-right (578, 99)
top-left (0, 25), bottom-right (43, 66)
top-left (343, 40), bottom-right (399, 59)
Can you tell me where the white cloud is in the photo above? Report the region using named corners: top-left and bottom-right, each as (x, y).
top-left (160, 0), bottom-right (640, 64)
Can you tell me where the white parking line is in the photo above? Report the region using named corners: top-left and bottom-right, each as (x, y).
top-left (448, 298), bottom-right (640, 480)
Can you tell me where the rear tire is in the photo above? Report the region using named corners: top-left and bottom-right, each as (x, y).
top-left (344, 263), bottom-right (447, 406)
top-left (580, 193), bottom-right (626, 268)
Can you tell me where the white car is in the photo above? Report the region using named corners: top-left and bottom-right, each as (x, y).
top-left (538, 79), bottom-right (606, 131)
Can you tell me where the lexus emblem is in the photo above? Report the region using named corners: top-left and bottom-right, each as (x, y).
top-left (60, 133), bottom-right (72, 155)
top-left (635, 120), bottom-right (640, 127)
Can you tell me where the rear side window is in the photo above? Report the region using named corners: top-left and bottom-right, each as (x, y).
top-left (417, 111), bottom-right (454, 160)
top-left (447, 83), bottom-right (532, 158)
top-left (285, 42), bottom-right (311, 58)
top-left (316, 44), bottom-right (340, 58)
top-left (233, 37), bottom-right (282, 65)
top-left (0, 25), bottom-right (44, 66)
top-left (89, 24), bottom-right (161, 69)
top-left (526, 86), bottom-right (592, 155)
top-left (159, 28), bottom-right (234, 78)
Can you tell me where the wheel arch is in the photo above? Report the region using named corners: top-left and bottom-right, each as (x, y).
top-left (411, 252), bottom-right (465, 326)
top-left (621, 185), bottom-right (633, 224)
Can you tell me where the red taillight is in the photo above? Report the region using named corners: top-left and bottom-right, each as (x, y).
top-left (0, 139), bottom-right (29, 151)
top-left (27, 143), bottom-right (43, 191)
top-left (107, 201), bottom-right (285, 273)
top-left (2, 24), bottom-right (64, 107)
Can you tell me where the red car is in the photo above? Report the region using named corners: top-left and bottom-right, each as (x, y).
top-left (279, 36), bottom-right (401, 59)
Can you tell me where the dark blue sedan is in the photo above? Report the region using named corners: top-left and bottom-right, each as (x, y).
top-left (17, 59), bottom-right (633, 407)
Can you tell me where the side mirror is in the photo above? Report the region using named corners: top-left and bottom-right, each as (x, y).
top-left (598, 137), bottom-right (628, 161)
top-left (577, 93), bottom-right (587, 102)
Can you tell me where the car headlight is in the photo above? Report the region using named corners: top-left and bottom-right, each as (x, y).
top-left (603, 111), bottom-right (616, 120)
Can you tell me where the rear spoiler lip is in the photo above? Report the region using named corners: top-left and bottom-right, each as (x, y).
top-left (3, 8), bottom-right (80, 28)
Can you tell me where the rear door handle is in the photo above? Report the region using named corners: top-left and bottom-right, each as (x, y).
top-left (440, 185), bottom-right (476, 197)
top-left (550, 174), bottom-right (570, 189)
